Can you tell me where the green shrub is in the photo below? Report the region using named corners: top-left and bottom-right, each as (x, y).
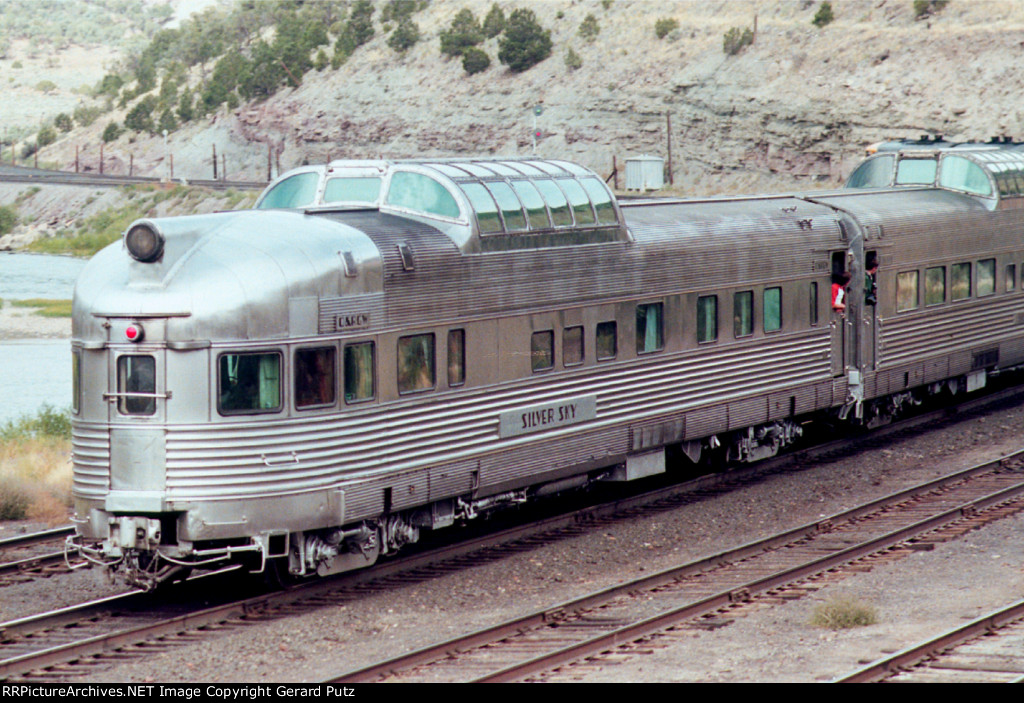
top-left (0, 404), bottom-right (71, 443)
top-left (462, 47), bottom-right (490, 75)
top-left (812, 2), bottom-right (834, 27)
top-left (655, 17), bottom-right (679, 39)
top-left (54, 113), bottom-right (73, 132)
top-left (578, 14), bottom-right (600, 42)
top-left (101, 121), bottom-right (122, 143)
top-left (440, 8), bottom-right (483, 57)
top-left (914, 0), bottom-right (949, 17)
top-left (723, 26), bottom-right (754, 55)
top-left (565, 47), bottom-right (582, 71)
top-left (125, 95), bottom-right (158, 133)
top-left (73, 104), bottom-right (103, 127)
top-left (0, 205), bottom-right (17, 235)
top-left (482, 3), bottom-right (505, 38)
top-left (36, 125), bottom-right (57, 149)
top-left (498, 8), bottom-right (552, 73)
top-left (388, 18), bottom-right (420, 53)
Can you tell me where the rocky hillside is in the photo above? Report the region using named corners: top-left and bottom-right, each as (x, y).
top-left (23, 0), bottom-right (1024, 196)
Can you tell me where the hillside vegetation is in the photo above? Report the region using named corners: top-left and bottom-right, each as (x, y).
top-left (5, 0), bottom-right (1024, 197)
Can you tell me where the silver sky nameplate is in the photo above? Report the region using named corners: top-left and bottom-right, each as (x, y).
top-left (499, 396), bottom-right (597, 438)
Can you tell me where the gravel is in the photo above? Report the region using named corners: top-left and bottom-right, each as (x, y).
top-left (2, 396), bottom-right (1014, 683)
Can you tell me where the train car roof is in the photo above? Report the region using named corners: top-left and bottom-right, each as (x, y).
top-left (258, 158), bottom-right (631, 254)
top-left (846, 148), bottom-right (1024, 206)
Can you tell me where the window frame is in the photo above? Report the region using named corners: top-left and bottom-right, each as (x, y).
top-left (763, 287), bottom-right (782, 333)
top-left (977, 258), bottom-right (996, 297)
top-left (217, 351), bottom-right (283, 416)
top-left (951, 262), bottom-right (972, 301)
top-left (531, 330), bottom-right (555, 372)
top-left (733, 290), bottom-right (754, 338)
top-left (294, 346), bottom-right (337, 411)
top-left (563, 326), bottom-right (584, 367)
top-left (697, 295), bottom-right (718, 344)
top-left (636, 302), bottom-right (665, 354)
top-left (117, 353), bottom-right (157, 417)
top-left (343, 341), bottom-right (376, 404)
top-left (447, 329), bottom-right (466, 387)
top-left (397, 333), bottom-right (437, 395)
top-left (596, 320), bottom-right (618, 361)
top-left (925, 266), bottom-right (946, 306)
top-left (896, 270), bottom-right (920, 312)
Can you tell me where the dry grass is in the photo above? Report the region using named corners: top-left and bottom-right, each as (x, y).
top-left (0, 437), bottom-right (72, 524)
top-left (811, 596), bottom-right (879, 630)
top-left (0, 406), bottom-right (73, 525)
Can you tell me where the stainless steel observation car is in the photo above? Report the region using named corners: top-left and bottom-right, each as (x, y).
top-left (69, 153), bottom-right (1024, 588)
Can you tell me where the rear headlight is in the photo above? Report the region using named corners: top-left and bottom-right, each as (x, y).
top-left (125, 222), bottom-right (164, 262)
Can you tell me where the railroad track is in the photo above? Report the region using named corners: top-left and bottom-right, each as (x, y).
top-left (837, 599), bottom-right (1024, 683)
top-left (2, 386), bottom-right (1023, 681)
top-left (0, 527), bottom-right (81, 586)
top-left (0, 164), bottom-right (263, 192)
top-left (329, 453), bottom-right (1024, 683)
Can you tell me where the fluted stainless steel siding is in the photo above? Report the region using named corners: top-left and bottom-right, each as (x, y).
top-left (156, 329), bottom-right (830, 510)
top-left (71, 424), bottom-right (110, 500)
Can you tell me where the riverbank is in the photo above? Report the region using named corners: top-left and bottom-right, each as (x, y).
top-left (0, 300), bottom-right (70, 340)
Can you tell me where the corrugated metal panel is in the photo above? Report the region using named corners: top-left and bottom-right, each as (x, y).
top-left (71, 423), bottom-right (109, 499)
top-left (161, 330), bottom-right (832, 502)
top-left (318, 202), bottom-right (841, 331)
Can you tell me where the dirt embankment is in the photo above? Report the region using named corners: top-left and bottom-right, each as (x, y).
top-left (21, 0), bottom-right (1024, 197)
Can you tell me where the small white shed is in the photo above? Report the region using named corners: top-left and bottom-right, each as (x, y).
top-left (625, 155), bottom-right (665, 191)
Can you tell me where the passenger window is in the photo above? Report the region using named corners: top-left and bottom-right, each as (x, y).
top-left (897, 271), bottom-right (919, 311)
top-left (459, 182), bottom-right (503, 233)
top-left (72, 351), bottom-right (81, 415)
top-left (344, 342), bottom-right (375, 402)
top-left (763, 287), bottom-right (782, 332)
top-left (533, 179), bottom-right (573, 227)
top-left (322, 177), bottom-right (381, 204)
top-left (697, 296), bottom-right (718, 343)
top-left (398, 334), bottom-right (436, 393)
top-left (596, 321), bottom-right (617, 360)
top-left (510, 180), bottom-right (551, 229)
top-left (558, 179), bottom-right (596, 225)
top-left (1007, 264), bottom-right (1017, 293)
top-left (563, 326), bottom-right (584, 366)
top-left (977, 259), bottom-right (995, 297)
top-left (118, 354), bottom-right (156, 416)
top-left (531, 330), bottom-right (554, 372)
top-left (951, 263), bottom-right (971, 301)
top-left (385, 171), bottom-right (461, 219)
top-left (636, 303), bottom-right (664, 354)
top-left (257, 172), bottom-right (319, 209)
top-left (448, 329), bottom-right (466, 387)
top-left (734, 291), bottom-right (753, 338)
top-left (895, 158), bottom-right (937, 185)
top-left (218, 352), bottom-right (281, 415)
top-left (484, 182), bottom-right (528, 232)
top-left (846, 155), bottom-right (894, 189)
top-left (925, 267), bottom-right (946, 306)
top-left (295, 347), bottom-right (336, 409)
top-left (938, 156), bottom-right (992, 196)
top-left (580, 177), bottom-right (617, 224)
top-left (809, 282), bottom-right (819, 326)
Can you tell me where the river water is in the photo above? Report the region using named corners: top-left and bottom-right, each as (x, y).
top-left (0, 252), bottom-right (87, 425)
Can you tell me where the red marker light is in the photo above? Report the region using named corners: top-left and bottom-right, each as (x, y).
top-left (125, 323), bottom-right (144, 343)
